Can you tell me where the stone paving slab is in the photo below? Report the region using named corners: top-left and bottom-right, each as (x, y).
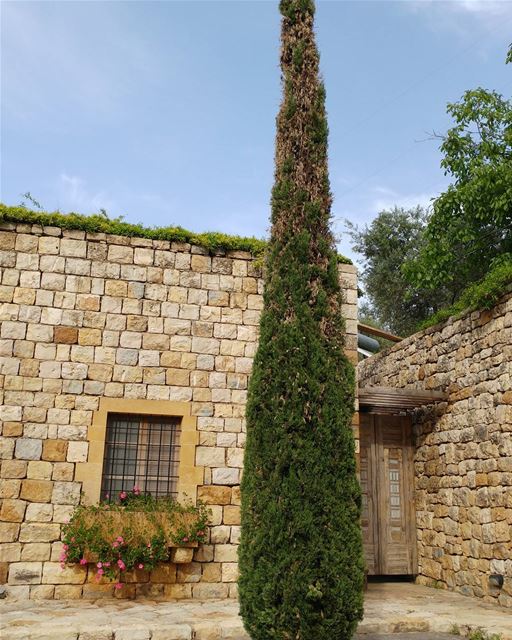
top-left (1, 584), bottom-right (511, 640)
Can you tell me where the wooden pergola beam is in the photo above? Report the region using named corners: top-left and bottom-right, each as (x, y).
top-left (359, 386), bottom-right (447, 413)
top-left (358, 323), bottom-right (403, 343)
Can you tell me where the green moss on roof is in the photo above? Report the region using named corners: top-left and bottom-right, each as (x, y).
top-left (0, 204), bottom-right (352, 263)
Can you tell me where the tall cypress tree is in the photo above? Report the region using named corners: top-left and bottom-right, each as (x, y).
top-left (239, 1), bottom-right (365, 638)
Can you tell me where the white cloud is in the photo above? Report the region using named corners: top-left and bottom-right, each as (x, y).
top-left (371, 185), bottom-right (435, 213)
top-left (405, 0), bottom-right (512, 34)
top-left (58, 174), bottom-right (115, 214)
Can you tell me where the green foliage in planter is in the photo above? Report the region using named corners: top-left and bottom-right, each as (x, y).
top-left (238, 2), bottom-right (364, 639)
top-left (61, 489), bottom-right (209, 586)
top-left (0, 203), bottom-right (352, 263)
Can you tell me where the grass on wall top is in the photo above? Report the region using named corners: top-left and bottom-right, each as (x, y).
top-left (420, 254), bottom-right (512, 329)
top-left (0, 203), bottom-right (352, 264)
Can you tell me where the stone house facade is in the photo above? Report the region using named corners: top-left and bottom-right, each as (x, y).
top-left (0, 221), bottom-right (358, 600)
top-left (359, 288), bottom-right (512, 608)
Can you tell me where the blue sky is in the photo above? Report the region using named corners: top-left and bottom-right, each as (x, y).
top-left (1, 1), bottom-right (511, 262)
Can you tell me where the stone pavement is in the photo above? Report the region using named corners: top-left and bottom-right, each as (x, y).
top-left (1, 583), bottom-right (511, 640)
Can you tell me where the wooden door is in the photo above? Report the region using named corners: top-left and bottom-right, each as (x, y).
top-left (360, 413), bottom-right (417, 575)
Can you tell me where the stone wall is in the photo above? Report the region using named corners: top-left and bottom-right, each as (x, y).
top-left (0, 221), bottom-right (358, 600)
top-left (359, 289), bottom-right (512, 607)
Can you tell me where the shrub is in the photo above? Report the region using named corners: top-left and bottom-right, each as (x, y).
top-left (420, 253), bottom-right (512, 329)
top-left (238, 2), bottom-right (364, 639)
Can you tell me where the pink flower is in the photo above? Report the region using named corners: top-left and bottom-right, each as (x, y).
top-left (97, 568), bottom-right (104, 576)
top-left (119, 491), bottom-right (127, 500)
top-left (62, 544), bottom-right (69, 551)
top-left (115, 583), bottom-right (123, 590)
top-left (116, 536), bottom-right (124, 544)
top-left (137, 563), bottom-right (144, 570)
top-left (79, 558), bottom-right (87, 566)
top-left (97, 562), bottom-right (102, 568)
top-left (133, 485), bottom-right (141, 495)
top-left (112, 541), bottom-right (119, 548)
top-left (147, 543), bottom-right (151, 548)
top-left (182, 536), bottom-right (189, 543)
top-left (117, 559), bottom-right (126, 571)
top-left (104, 562), bottom-right (110, 568)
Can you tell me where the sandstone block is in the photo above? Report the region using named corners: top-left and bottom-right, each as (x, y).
top-left (60, 238), bottom-right (87, 258)
top-left (214, 544), bottom-right (238, 563)
top-left (210, 526), bottom-right (231, 544)
top-left (0, 499), bottom-right (26, 522)
top-left (54, 585), bottom-right (83, 599)
top-left (231, 486), bottom-right (241, 505)
top-left (176, 561), bottom-right (201, 583)
top-left (27, 461), bottom-right (53, 480)
top-left (197, 485), bottom-right (232, 505)
top-left (52, 463), bottom-right (74, 482)
top-left (42, 440), bottom-right (68, 462)
top-left (21, 479), bottom-right (53, 503)
top-left (221, 562), bottom-right (239, 582)
top-left (150, 564), bottom-right (177, 583)
top-left (54, 327), bottom-right (78, 344)
top-left (29, 584), bottom-right (55, 599)
top-left (15, 438), bottom-right (42, 461)
top-left (0, 542), bottom-right (21, 561)
top-left (201, 562), bottom-right (222, 583)
top-left (78, 328), bottom-right (102, 346)
top-left (223, 505), bottom-right (240, 526)
top-left (42, 562), bottom-right (87, 584)
top-left (107, 244), bottom-right (133, 263)
top-left (193, 544), bottom-right (214, 562)
top-left (67, 441), bottom-right (88, 463)
top-left (163, 583), bottom-right (192, 599)
top-left (195, 446), bottom-right (225, 467)
top-left (25, 503), bottom-right (53, 522)
top-left (39, 236), bottom-right (60, 255)
top-left (212, 468), bottom-right (239, 486)
top-left (8, 561), bottom-right (43, 585)
top-left (0, 479), bottom-right (20, 500)
top-left (170, 547), bottom-right (195, 564)
top-left (19, 523), bottom-right (61, 543)
top-left (1, 459), bottom-right (27, 479)
top-left (52, 481), bottom-right (81, 505)
top-left (1, 404), bottom-right (22, 421)
top-left (192, 583), bottom-right (229, 599)
top-left (3, 422), bottom-right (23, 437)
top-left (21, 543), bottom-right (51, 561)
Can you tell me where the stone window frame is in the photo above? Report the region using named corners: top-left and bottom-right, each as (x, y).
top-left (75, 399), bottom-right (204, 506)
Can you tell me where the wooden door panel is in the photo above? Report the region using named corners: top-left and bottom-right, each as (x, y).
top-left (359, 415), bottom-right (378, 575)
top-left (360, 414), bottom-right (417, 576)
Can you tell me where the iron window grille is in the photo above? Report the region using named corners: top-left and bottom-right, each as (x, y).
top-left (101, 413), bottom-right (181, 500)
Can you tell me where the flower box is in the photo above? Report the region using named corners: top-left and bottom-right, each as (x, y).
top-left (61, 490), bottom-right (209, 587)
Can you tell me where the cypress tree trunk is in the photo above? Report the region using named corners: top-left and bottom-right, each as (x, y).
top-left (239, 1), bottom-right (365, 638)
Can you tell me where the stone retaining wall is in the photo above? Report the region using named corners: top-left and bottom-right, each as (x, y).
top-left (0, 221), bottom-right (358, 600)
top-left (359, 289), bottom-right (512, 607)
